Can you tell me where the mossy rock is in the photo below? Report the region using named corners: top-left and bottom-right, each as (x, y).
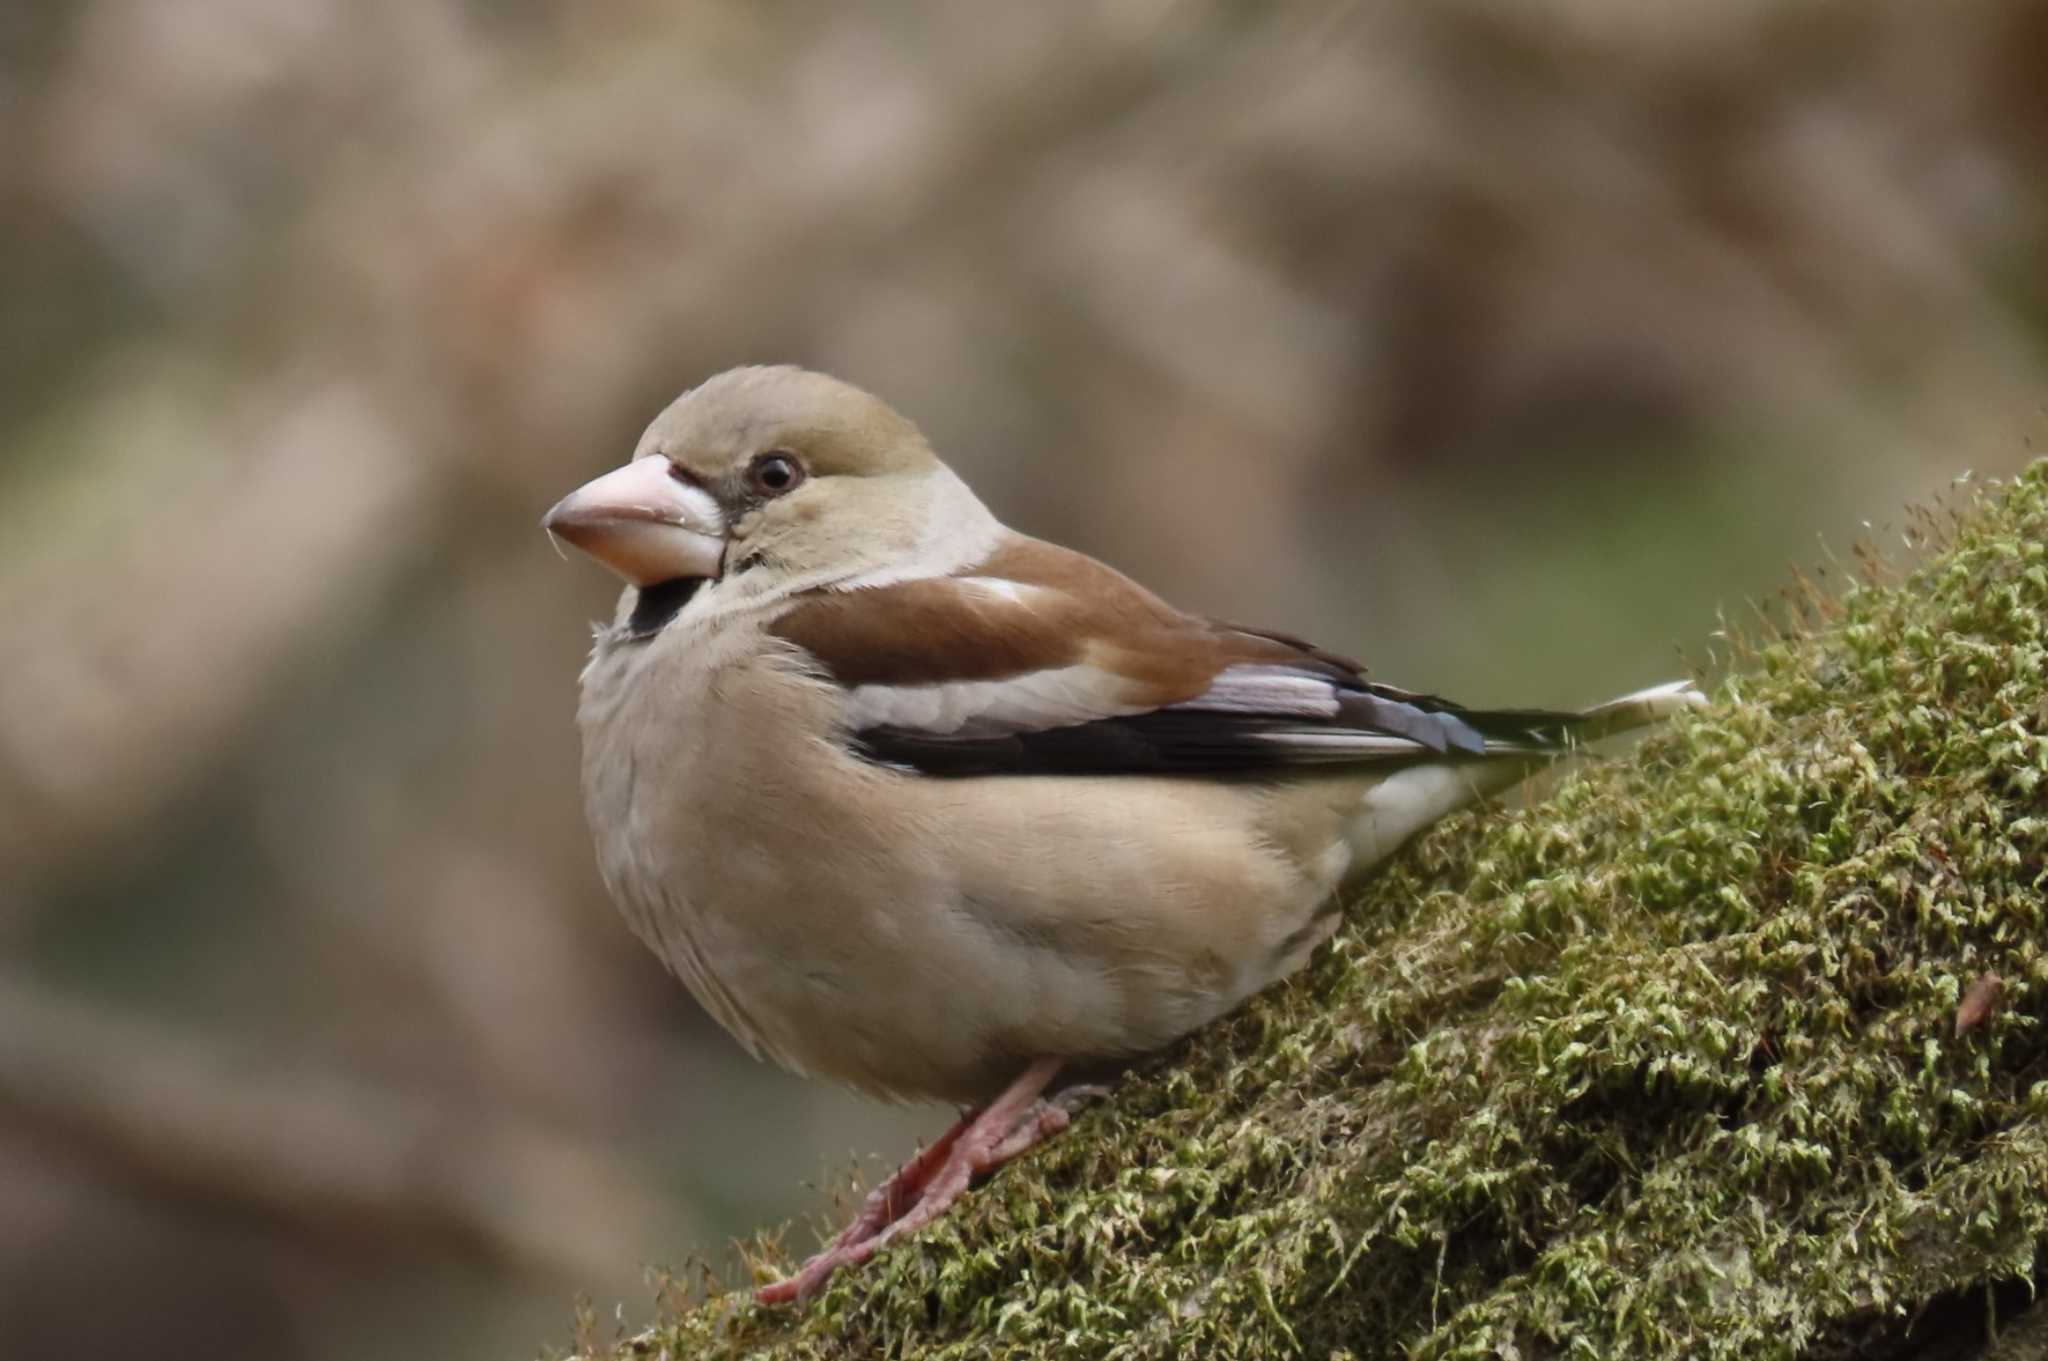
top-left (589, 463), bottom-right (2048, 1361)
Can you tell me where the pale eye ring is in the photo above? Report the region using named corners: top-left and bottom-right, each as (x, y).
top-left (748, 451), bottom-right (805, 497)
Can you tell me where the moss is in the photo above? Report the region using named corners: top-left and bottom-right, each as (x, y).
top-left (586, 463), bottom-right (2048, 1360)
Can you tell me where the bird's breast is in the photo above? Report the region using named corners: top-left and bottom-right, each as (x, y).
top-left (572, 618), bottom-right (1363, 1104)
top-left (576, 621), bottom-right (943, 1090)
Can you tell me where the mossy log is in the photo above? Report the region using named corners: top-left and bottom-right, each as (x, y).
top-left (596, 464), bottom-right (2048, 1361)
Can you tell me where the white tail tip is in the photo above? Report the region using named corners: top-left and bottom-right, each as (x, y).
top-left (1574, 679), bottom-right (1707, 741)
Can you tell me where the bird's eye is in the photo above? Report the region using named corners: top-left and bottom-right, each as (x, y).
top-left (748, 451), bottom-right (805, 497)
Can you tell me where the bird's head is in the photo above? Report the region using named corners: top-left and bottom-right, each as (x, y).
top-left (544, 366), bottom-right (996, 600)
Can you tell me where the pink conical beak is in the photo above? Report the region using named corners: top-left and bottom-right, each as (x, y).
top-left (543, 456), bottom-right (726, 586)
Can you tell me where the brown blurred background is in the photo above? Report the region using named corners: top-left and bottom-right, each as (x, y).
top-left (2, 2), bottom-right (2044, 1357)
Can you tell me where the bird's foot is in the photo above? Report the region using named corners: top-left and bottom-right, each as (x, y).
top-left (1050, 1081), bottom-right (1111, 1116)
top-left (752, 1114), bottom-right (969, 1306)
top-left (755, 1057), bottom-right (1066, 1305)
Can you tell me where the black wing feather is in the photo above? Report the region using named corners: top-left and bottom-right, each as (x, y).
top-left (852, 686), bottom-right (1587, 778)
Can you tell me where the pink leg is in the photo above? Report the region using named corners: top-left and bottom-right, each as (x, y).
top-left (756, 1057), bottom-right (1065, 1305)
top-left (753, 1109), bottom-right (973, 1306)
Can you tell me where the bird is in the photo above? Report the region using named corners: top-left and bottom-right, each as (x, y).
top-left (543, 365), bottom-right (1701, 1303)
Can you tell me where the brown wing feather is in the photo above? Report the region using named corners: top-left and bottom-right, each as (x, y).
top-left (765, 575), bottom-right (1082, 686)
top-left (769, 533), bottom-right (1361, 704)
top-left (763, 532), bottom-right (1527, 774)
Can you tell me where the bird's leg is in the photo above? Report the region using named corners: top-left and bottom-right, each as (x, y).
top-left (754, 1110), bottom-right (974, 1306)
top-left (756, 1057), bottom-right (1065, 1305)
top-left (985, 1079), bottom-right (1107, 1162)
top-left (753, 1113), bottom-right (972, 1307)
top-left (853, 1057), bottom-right (1068, 1257)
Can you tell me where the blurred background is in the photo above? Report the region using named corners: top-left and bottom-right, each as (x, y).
top-left (2, 1), bottom-right (2045, 1357)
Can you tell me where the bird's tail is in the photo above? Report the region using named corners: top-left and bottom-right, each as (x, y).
top-left (1421, 678), bottom-right (1707, 756)
top-left (1340, 679), bottom-right (1705, 869)
top-left (1562, 678), bottom-right (1710, 742)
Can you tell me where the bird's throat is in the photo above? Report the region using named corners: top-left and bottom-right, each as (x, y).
top-left (627, 577), bottom-right (705, 638)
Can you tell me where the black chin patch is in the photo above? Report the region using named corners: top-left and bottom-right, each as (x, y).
top-left (627, 577), bottom-right (705, 638)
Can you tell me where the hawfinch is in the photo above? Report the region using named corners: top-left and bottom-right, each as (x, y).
top-left (545, 366), bottom-right (1700, 1303)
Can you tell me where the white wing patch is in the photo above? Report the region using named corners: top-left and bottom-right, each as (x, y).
top-left (846, 664), bottom-right (1148, 738)
top-left (848, 662), bottom-right (1365, 741)
top-left (1178, 663), bottom-right (1343, 718)
top-left (1245, 729), bottom-right (1432, 759)
top-left (956, 576), bottom-right (1044, 607)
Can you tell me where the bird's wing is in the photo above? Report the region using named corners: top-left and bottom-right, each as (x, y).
top-left (766, 535), bottom-right (1600, 777)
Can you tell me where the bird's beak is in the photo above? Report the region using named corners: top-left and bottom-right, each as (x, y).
top-left (542, 456), bottom-right (727, 586)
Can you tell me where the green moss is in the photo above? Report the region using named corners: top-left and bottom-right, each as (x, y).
top-left (590, 463), bottom-right (2048, 1360)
